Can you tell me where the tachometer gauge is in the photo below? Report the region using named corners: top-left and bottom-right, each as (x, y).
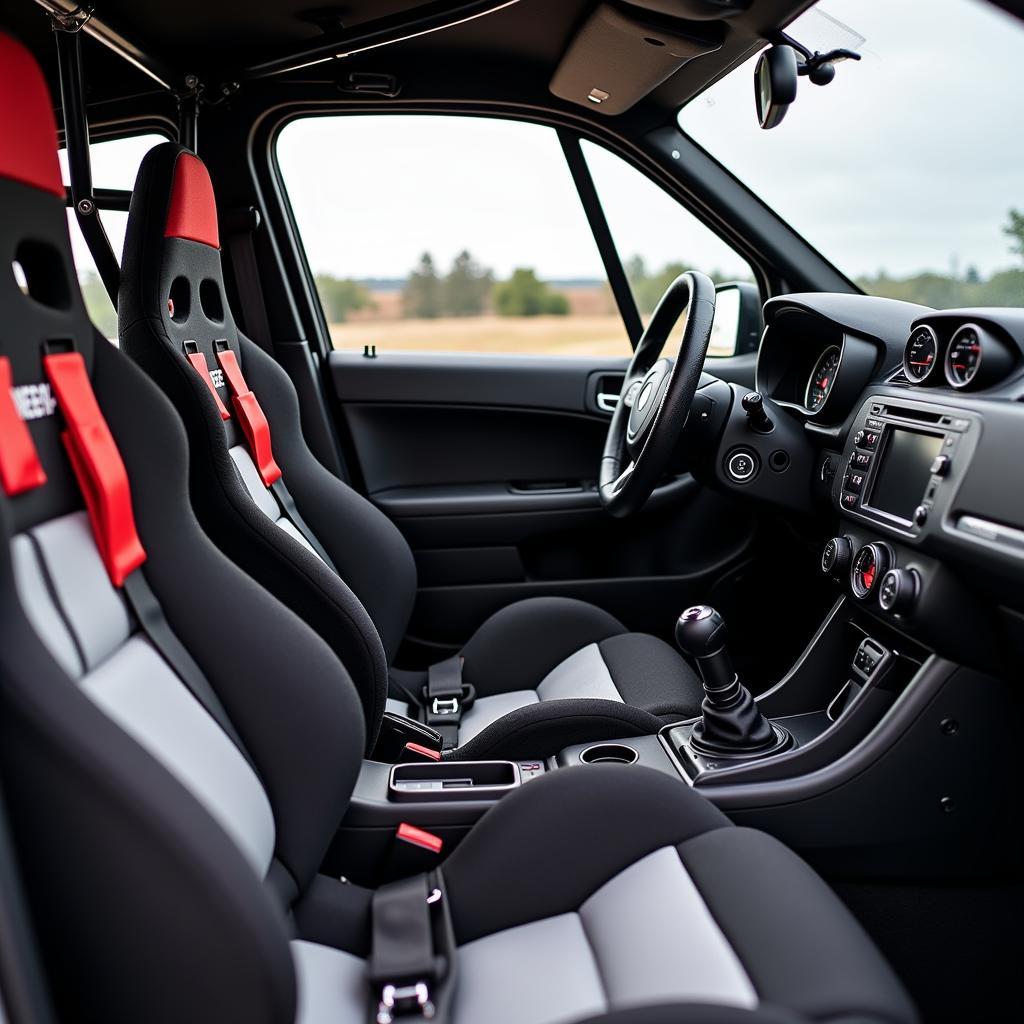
top-left (903, 326), bottom-right (939, 383)
top-left (944, 324), bottom-right (983, 389)
top-left (805, 345), bottom-right (841, 412)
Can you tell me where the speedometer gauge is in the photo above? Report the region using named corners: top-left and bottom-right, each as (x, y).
top-left (903, 326), bottom-right (939, 383)
top-left (805, 345), bottom-right (841, 412)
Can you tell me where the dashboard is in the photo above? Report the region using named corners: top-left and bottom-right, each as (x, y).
top-left (737, 293), bottom-right (1024, 667)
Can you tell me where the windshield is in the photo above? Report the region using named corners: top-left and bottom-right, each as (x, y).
top-left (678, 0), bottom-right (1024, 309)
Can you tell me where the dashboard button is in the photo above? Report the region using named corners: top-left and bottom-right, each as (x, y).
top-left (840, 491), bottom-right (859, 510)
top-left (725, 449), bottom-right (758, 483)
top-left (854, 429), bottom-right (879, 450)
top-left (851, 450), bottom-right (872, 469)
top-left (913, 504), bottom-right (929, 527)
top-left (930, 454), bottom-right (951, 477)
top-left (866, 418), bottom-right (883, 429)
top-left (844, 471), bottom-right (865, 493)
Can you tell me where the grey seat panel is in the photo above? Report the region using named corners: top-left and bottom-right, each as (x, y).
top-left (81, 636), bottom-right (276, 876)
top-left (230, 444), bottom-right (280, 521)
top-left (455, 913), bottom-right (606, 1024)
top-left (11, 512), bottom-right (277, 879)
top-left (536, 643), bottom-right (622, 704)
top-left (293, 844), bottom-right (757, 1024)
top-left (31, 513), bottom-right (132, 670)
top-left (579, 847), bottom-right (756, 1010)
top-left (455, 643), bottom-right (623, 747)
top-left (291, 940), bottom-right (366, 1024)
top-left (10, 534), bottom-right (83, 677)
top-left (230, 445), bottom-right (321, 560)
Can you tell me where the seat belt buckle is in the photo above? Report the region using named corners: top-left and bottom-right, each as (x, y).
top-left (377, 981), bottom-right (435, 1023)
top-left (429, 696), bottom-right (460, 716)
top-left (372, 712), bottom-right (443, 763)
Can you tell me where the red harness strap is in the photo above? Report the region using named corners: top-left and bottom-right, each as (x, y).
top-left (183, 344), bottom-right (230, 421)
top-left (214, 345), bottom-right (282, 487)
top-left (0, 357), bottom-right (47, 495)
top-left (43, 351), bottom-right (146, 587)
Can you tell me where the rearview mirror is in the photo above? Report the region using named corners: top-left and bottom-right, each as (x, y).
top-left (754, 44), bottom-right (798, 129)
top-left (709, 281), bottom-right (762, 357)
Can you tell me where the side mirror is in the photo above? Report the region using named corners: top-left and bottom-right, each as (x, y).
top-left (754, 44), bottom-right (798, 129)
top-left (709, 282), bottom-right (762, 357)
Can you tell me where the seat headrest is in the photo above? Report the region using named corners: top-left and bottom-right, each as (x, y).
top-left (165, 152), bottom-right (220, 248)
top-left (0, 34), bottom-right (64, 198)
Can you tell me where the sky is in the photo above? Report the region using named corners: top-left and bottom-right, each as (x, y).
top-left (680, 0), bottom-right (1024, 280)
top-left (67, 0), bottom-right (1024, 286)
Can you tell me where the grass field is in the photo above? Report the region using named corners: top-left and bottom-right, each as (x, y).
top-left (328, 313), bottom-right (633, 358)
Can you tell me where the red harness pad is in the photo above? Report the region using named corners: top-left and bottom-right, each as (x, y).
top-left (0, 357), bottom-right (47, 495)
top-left (215, 347), bottom-right (282, 486)
top-left (43, 352), bottom-right (146, 587)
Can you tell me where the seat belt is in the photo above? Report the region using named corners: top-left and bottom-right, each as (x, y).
top-left (369, 870), bottom-right (453, 1024)
top-left (204, 340), bottom-right (338, 572)
top-left (423, 656), bottom-right (474, 751)
top-left (223, 207), bottom-right (274, 357)
top-left (41, 345), bottom-right (255, 770)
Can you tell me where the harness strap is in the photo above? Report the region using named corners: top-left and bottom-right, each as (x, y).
top-left (0, 357), bottom-right (47, 495)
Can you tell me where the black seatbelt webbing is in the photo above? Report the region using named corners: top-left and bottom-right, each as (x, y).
top-left (225, 212), bottom-right (274, 357)
top-left (369, 871), bottom-right (451, 1023)
top-left (122, 570), bottom-right (256, 773)
top-left (425, 656), bottom-right (465, 751)
top-left (269, 477), bottom-right (337, 572)
top-left (369, 873), bottom-right (435, 987)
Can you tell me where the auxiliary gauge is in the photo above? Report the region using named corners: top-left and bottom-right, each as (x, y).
top-left (851, 543), bottom-right (891, 600)
top-left (903, 325), bottom-right (939, 384)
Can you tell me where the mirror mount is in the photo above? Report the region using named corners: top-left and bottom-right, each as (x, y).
top-left (755, 31), bottom-right (861, 129)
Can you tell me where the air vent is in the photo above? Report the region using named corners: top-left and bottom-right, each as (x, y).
top-left (886, 367), bottom-right (913, 388)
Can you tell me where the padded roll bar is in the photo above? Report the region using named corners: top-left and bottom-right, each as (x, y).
top-left (52, 15), bottom-right (121, 305)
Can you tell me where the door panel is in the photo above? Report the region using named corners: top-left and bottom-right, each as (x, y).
top-left (329, 352), bottom-right (757, 659)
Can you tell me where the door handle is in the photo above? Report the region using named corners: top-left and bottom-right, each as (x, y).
top-left (596, 392), bottom-right (619, 412)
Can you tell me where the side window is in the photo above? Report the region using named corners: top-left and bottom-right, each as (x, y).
top-left (60, 133), bottom-right (166, 340)
top-left (277, 115), bottom-right (631, 357)
top-left (581, 141), bottom-right (756, 356)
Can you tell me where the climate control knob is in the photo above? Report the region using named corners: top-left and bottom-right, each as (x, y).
top-left (850, 543), bottom-right (892, 600)
top-left (878, 568), bottom-right (919, 615)
top-left (821, 536), bottom-right (853, 578)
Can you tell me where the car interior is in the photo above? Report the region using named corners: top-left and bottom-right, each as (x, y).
top-left (0, 1), bottom-right (1022, 1022)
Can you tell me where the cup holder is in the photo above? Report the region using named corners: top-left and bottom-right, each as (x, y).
top-left (579, 743), bottom-right (639, 766)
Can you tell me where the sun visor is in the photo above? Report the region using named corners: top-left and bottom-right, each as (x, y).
top-left (550, 2), bottom-right (730, 115)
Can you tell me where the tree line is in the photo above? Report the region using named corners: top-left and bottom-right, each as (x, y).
top-left (276, 205), bottom-right (1024, 325)
top-left (316, 250), bottom-right (570, 321)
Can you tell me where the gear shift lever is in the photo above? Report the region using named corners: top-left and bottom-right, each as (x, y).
top-left (675, 605), bottom-right (785, 757)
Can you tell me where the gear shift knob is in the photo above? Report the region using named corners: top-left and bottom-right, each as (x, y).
top-left (675, 605), bottom-right (728, 659)
top-left (675, 605), bottom-right (734, 690)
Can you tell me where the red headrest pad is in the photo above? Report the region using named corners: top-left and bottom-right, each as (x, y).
top-left (0, 34), bottom-right (64, 198)
top-left (164, 153), bottom-right (220, 248)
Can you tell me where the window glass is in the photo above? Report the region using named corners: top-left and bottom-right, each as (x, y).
top-left (277, 115), bottom-right (631, 356)
top-left (60, 133), bottom-right (166, 339)
top-left (679, 0), bottom-right (1024, 309)
top-left (581, 141), bottom-right (755, 355)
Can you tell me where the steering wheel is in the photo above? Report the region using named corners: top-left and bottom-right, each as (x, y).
top-left (599, 271), bottom-right (716, 518)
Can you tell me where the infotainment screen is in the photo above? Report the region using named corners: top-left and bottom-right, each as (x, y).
top-left (867, 428), bottom-right (944, 523)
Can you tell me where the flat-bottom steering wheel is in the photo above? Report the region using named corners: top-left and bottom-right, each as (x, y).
top-left (599, 271), bottom-right (716, 517)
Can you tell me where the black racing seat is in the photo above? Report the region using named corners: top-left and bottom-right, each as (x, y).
top-left (117, 141), bottom-right (706, 759)
top-left (0, 32), bottom-right (919, 1024)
